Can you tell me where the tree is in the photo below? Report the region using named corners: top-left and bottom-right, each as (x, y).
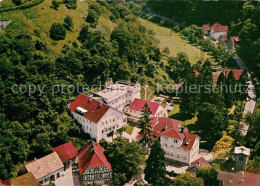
top-left (110, 173), bottom-right (127, 186)
top-left (86, 9), bottom-right (99, 24)
top-left (63, 15), bottom-right (74, 30)
top-left (50, 23), bottom-right (66, 40)
top-left (78, 25), bottom-right (89, 43)
top-left (138, 103), bottom-right (152, 148)
top-left (105, 137), bottom-right (145, 183)
top-left (196, 166), bottom-right (218, 186)
top-left (51, 0), bottom-right (60, 10)
top-left (64, 0), bottom-right (77, 9)
top-left (246, 156), bottom-right (260, 174)
top-left (144, 141), bottom-right (167, 185)
top-left (211, 132), bottom-right (234, 160)
top-left (174, 172), bottom-right (204, 186)
top-left (217, 72), bottom-right (225, 87)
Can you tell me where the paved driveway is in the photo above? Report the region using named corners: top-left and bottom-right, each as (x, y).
top-left (54, 167), bottom-right (81, 186)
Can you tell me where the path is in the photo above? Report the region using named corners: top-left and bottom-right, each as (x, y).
top-left (234, 55), bottom-right (257, 135)
top-left (147, 8), bottom-right (186, 28)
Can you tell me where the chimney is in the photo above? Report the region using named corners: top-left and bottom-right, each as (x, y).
top-left (89, 97), bottom-right (93, 103)
top-left (164, 124), bottom-right (167, 130)
top-left (183, 127), bottom-right (189, 133)
top-left (91, 148), bottom-right (94, 154)
top-left (99, 101), bottom-right (102, 108)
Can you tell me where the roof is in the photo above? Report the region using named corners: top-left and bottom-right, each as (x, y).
top-left (213, 75), bottom-right (219, 86)
top-left (25, 152), bottom-right (64, 180)
top-left (187, 157), bottom-right (210, 171)
top-left (203, 24), bottom-right (211, 31)
top-left (10, 172), bottom-right (41, 186)
top-left (160, 128), bottom-right (185, 141)
top-left (77, 141), bottom-right (112, 175)
top-left (217, 171), bottom-right (260, 186)
top-left (193, 69), bottom-right (200, 77)
top-left (225, 69), bottom-right (244, 80)
top-left (230, 36), bottom-right (240, 45)
top-left (221, 34), bottom-right (228, 41)
top-left (180, 132), bottom-right (198, 151)
top-left (212, 23), bottom-right (228, 33)
top-left (68, 94), bottom-right (110, 123)
top-left (129, 98), bottom-right (161, 115)
top-left (0, 179), bottom-right (11, 186)
top-left (172, 82), bottom-right (184, 89)
top-left (52, 141), bottom-right (78, 163)
top-left (234, 146), bottom-right (250, 156)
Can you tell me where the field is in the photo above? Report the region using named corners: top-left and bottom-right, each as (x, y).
top-left (138, 18), bottom-right (212, 64)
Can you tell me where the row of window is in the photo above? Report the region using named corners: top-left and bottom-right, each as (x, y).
top-left (101, 117), bottom-right (117, 126)
top-left (102, 125), bottom-right (118, 133)
top-left (166, 151), bottom-right (187, 160)
top-left (108, 94), bottom-right (132, 105)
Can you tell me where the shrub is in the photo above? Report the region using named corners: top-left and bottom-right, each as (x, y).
top-left (12, 0), bottom-right (22, 6)
top-left (64, 15), bottom-right (74, 30)
top-left (50, 23), bottom-right (66, 40)
top-left (78, 25), bottom-right (89, 43)
top-left (51, 0), bottom-right (61, 10)
top-left (64, 0), bottom-right (77, 9)
top-left (86, 9), bottom-right (99, 24)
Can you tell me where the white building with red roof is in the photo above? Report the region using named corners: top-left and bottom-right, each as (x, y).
top-left (76, 141), bottom-right (112, 185)
top-left (52, 141), bottom-right (78, 170)
top-left (123, 98), bottom-right (167, 122)
top-left (203, 24), bottom-right (211, 35)
top-left (95, 79), bottom-right (141, 111)
top-left (68, 94), bottom-right (126, 142)
top-left (210, 23), bottom-right (228, 40)
top-left (186, 157), bottom-right (210, 173)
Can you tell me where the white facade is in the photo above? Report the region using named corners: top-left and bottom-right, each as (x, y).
top-left (160, 135), bottom-right (199, 165)
top-left (210, 29), bottom-right (227, 40)
top-left (124, 105), bottom-right (167, 120)
top-left (38, 168), bottom-right (64, 185)
top-left (71, 107), bottom-right (125, 142)
top-left (96, 79), bottom-right (141, 111)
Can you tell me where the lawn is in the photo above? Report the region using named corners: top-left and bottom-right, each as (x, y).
top-left (138, 18), bottom-right (212, 64)
top-left (124, 125), bottom-right (134, 135)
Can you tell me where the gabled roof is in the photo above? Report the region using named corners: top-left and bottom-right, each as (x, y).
top-left (25, 152), bottom-right (64, 180)
top-left (221, 34), bottom-right (228, 41)
top-left (172, 81), bottom-right (184, 89)
top-left (0, 179), bottom-right (11, 186)
top-left (187, 157), bottom-right (210, 171)
top-left (160, 128), bottom-right (185, 140)
top-left (68, 94), bottom-right (110, 123)
top-left (52, 141), bottom-right (78, 163)
top-left (225, 69), bottom-right (244, 80)
top-left (212, 23), bottom-right (228, 33)
top-left (129, 98), bottom-right (161, 115)
top-left (203, 24), bottom-right (211, 31)
top-left (217, 171), bottom-right (260, 186)
top-left (213, 75), bottom-right (219, 86)
top-left (180, 132), bottom-right (198, 151)
top-left (193, 69), bottom-right (200, 77)
top-left (77, 141), bottom-right (112, 175)
top-left (10, 172), bottom-right (41, 186)
top-left (230, 36), bottom-right (240, 45)
top-left (234, 146), bottom-right (250, 156)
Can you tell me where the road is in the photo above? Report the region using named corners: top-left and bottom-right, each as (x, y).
top-left (234, 55), bottom-right (257, 135)
top-left (147, 8), bottom-right (186, 28)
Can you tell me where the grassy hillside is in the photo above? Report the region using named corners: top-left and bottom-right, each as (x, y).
top-left (139, 18), bottom-right (211, 64)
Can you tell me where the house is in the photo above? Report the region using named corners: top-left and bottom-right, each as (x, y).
top-left (95, 79), bottom-right (141, 111)
top-left (18, 152), bottom-right (64, 184)
top-left (9, 172), bottom-right (41, 186)
top-left (225, 69), bottom-right (244, 80)
top-left (124, 98), bottom-right (168, 123)
top-left (75, 141), bottom-right (112, 185)
top-left (217, 171), bottom-right (260, 186)
top-left (160, 127), bottom-right (200, 165)
top-left (210, 23), bottom-right (228, 40)
top-left (186, 157), bottom-right (210, 173)
top-left (203, 24), bottom-right (211, 35)
top-left (234, 146), bottom-right (250, 171)
top-left (0, 20), bottom-right (12, 31)
top-left (52, 141), bottom-right (78, 170)
top-left (68, 94), bottom-right (126, 142)
top-left (218, 34), bottom-right (228, 42)
top-left (227, 36), bottom-right (240, 50)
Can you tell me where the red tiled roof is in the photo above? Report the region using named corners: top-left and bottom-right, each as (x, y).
top-left (10, 172), bottom-right (41, 186)
top-left (222, 34), bottom-right (228, 41)
top-left (217, 171), bottom-right (260, 186)
top-left (52, 141), bottom-right (78, 163)
top-left (180, 132), bottom-right (198, 151)
top-left (0, 179), bottom-right (11, 186)
top-left (68, 94), bottom-right (110, 123)
top-left (225, 69), bottom-right (244, 80)
top-left (187, 157), bottom-right (210, 171)
top-left (212, 23), bottom-right (228, 33)
top-left (203, 24), bottom-right (211, 31)
top-left (160, 128), bottom-right (185, 140)
top-left (193, 69), bottom-right (200, 77)
top-left (129, 98), bottom-right (160, 115)
top-left (173, 82), bottom-right (184, 89)
top-left (213, 75), bottom-right (219, 86)
top-left (230, 36), bottom-right (240, 45)
top-left (77, 141), bottom-right (112, 175)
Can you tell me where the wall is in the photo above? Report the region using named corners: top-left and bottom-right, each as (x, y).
top-left (38, 168), bottom-right (64, 184)
top-left (210, 29), bottom-right (227, 40)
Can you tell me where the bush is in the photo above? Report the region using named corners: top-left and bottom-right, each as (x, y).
top-left (78, 25), bottom-right (89, 43)
top-left (86, 9), bottom-right (99, 24)
top-left (64, 15), bottom-right (74, 30)
top-left (12, 0), bottom-right (22, 6)
top-left (64, 0), bottom-right (77, 9)
top-left (50, 23), bottom-right (66, 40)
top-left (51, 0), bottom-right (61, 10)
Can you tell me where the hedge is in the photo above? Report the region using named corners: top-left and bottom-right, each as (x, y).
top-left (0, 0), bottom-right (44, 12)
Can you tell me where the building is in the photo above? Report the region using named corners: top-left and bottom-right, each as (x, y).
top-left (227, 36), bottom-right (240, 50)
top-left (210, 23), bottom-right (228, 40)
top-left (186, 157), bottom-right (210, 173)
top-left (203, 24), bottom-right (211, 35)
top-left (68, 93), bottom-right (126, 142)
top-left (0, 20), bottom-right (12, 31)
top-left (218, 34), bottom-right (228, 43)
top-left (11, 172), bottom-right (41, 186)
top-left (217, 171), bottom-right (260, 186)
top-left (18, 152), bottom-right (64, 184)
top-left (95, 79), bottom-right (141, 111)
top-left (52, 141), bottom-right (78, 170)
top-left (75, 141), bottom-right (112, 185)
top-left (124, 99), bottom-right (167, 123)
top-left (234, 146), bottom-right (250, 171)
top-left (225, 69), bottom-right (244, 80)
